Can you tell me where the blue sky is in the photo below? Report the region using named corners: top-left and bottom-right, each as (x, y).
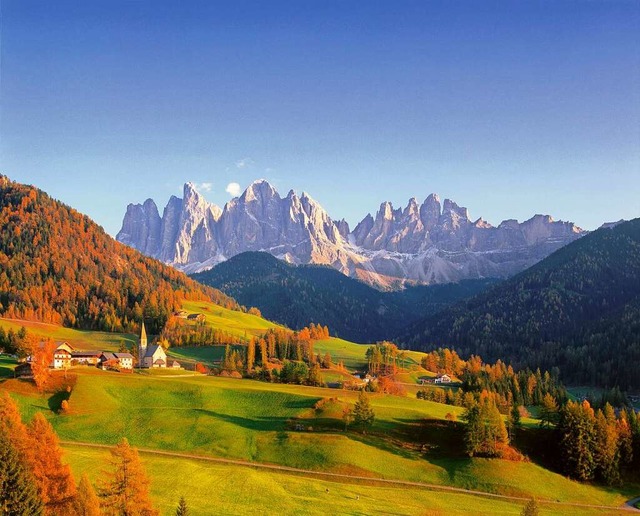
top-left (1, 0), bottom-right (639, 235)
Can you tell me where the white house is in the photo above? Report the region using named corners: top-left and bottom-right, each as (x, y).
top-left (114, 352), bottom-right (134, 370)
top-left (434, 374), bottom-right (452, 384)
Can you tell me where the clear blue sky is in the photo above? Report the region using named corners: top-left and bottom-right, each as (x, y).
top-left (2, 0), bottom-right (639, 235)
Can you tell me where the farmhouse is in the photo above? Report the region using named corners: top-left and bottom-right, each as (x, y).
top-left (187, 313), bottom-right (205, 322)
top-left (138, 323), bottom-right (167, 368)
top-left (52, 344), bottom-right (72, 369)
top-left (99, 351), bottom-right (134, 370)
top-left (71, 350), bottom-right (101, 365)
top-left (434, 374), bottom-right (452, 384)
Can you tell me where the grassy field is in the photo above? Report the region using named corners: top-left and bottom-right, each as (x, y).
top-left (3, 369), bottom-right (636, 512)
top-left (61, 443), bottom-right (615, 516)
top-left (1, 303), bottom-right (638, 514)
top-left (0, 355), bottom-right (18, 377)
top-left (181, 300), bottom-right (281, 340)
top-left (0, 317), bottom-right (136, 351)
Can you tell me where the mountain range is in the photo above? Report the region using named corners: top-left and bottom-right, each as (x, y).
top-left (191, 251), bottom-right (497, 343)
top-left (117, 180), bottom-right (585, 288)
top-left (399, 218), bottom-right (640, 390)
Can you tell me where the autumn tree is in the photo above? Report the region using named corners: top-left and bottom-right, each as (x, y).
top-left (31, 338), bottom-right (56, 392)
top-left (342, 406), bottom-right (354, 431)
top-left (246, 338), bottom-right (255, 374)
top-left (73, 473), bottom-right (101, 516)
top-left (594, 404), bottom-right (621, 485)
top-left (0, 391), bottom-right (33, 460)
top-left (99, 438), bottom-right (158, 516)
top-left (27, 412), bottom-right (77, 513)
top-left (0, 426), bottom-right (44, 515)
top-left (521, 497), bottom-right (539, 516)
top-left (175, 496), bottom-right (189, 516)
top-left (353, 390), bottom-right (375, 434)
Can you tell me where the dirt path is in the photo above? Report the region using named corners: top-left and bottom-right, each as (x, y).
top-left (60, 440), bottom-right (638, 513)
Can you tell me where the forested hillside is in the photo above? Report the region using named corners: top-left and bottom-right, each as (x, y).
top-left (400, 218), bottom-right (640, 390)
top-left (191, 251), bottom-right (496, 342)
top-left (0, 176), bottom-right (237, 334)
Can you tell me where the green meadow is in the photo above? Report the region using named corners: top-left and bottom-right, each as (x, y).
top-left (3, 369), bottom-right (636, 513)
top-left (1, 304), bottom-right (638, 514)
top-left (61, 443), bottom-right (614, 516)
top-left (181, 300), bottom-right (281, 339)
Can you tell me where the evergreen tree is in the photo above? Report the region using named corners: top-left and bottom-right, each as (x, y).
top-left (73, 473), bottom-right (101, 516)
top-left (0, 427), bottom-right (43, 515)
top-left (539, 393), bottom-right (559, 428)
top-left (99, 438), bottom-right (158, 516)
top-left (27, 412), bottom-right (77, 513)
top-left (594, 405), bottom-right (621, 485)
top-left (353, 390), bottom-right (375, 434)
top-left (462, 398), bottom-right (509, 457)
top-left (557, 400), bottom-right (597, 480)
top-left (175, 496), bottom-right (189, 516)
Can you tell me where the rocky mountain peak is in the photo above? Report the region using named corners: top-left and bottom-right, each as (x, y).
top-left (117, 180), bottom-right (587, 288)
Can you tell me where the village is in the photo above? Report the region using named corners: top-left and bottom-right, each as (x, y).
top-left (15, 323), bottom-right (181, 376)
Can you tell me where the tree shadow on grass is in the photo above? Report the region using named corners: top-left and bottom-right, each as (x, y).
top-left (281, 397), bottom-right (322, 409)
top-left (194, 409), bottom-right (291, 432)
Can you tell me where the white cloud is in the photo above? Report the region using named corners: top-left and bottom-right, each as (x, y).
top-left (226, 182), bottom-right (242, 197)
top-left (197, 182), bottom-right (213, 192)
top-left (235, 157), bottom-right (254, 169)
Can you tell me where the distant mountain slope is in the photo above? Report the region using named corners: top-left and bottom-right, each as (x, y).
top-left (0, 176), bottom-right (237, 334)
top-left (191, 251), bottom-right (496, 342)
top-left (118, 179), bottom-right (585, 288)
top-left (399, 218), bottom-right (640, 390)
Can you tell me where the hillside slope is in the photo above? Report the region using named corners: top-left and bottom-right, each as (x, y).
top-left (0, 176), bottom-right (237, 334)
top-left (191, 252), bottom-right (496, 342)
top-left (399, 218), bottom-right (640, 390)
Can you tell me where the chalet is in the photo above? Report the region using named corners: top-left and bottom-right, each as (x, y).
top-left (187, 313), bottom-right (205, 322)
top-left (138, 323), bottom-right (167, 368)
top-left (99, 352), bottom-right (118, 369)
top-left (114, 352), bottom-right (134, 370)
top-left (171, 360), bottom-right (181, 369)
top-left (99, 352), bottom-right (133, 371)
top-left (53, 347), bottom-right (72, 369)
top-left (70, 350), bottom-right (101, 365)
top-left (434, 374), bottom-right (452, 384)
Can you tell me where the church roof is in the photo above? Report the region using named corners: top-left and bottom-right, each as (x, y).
top-left (143, 344), bottom-right (166, 359)
top-left (141, 322), bottom-right (147, 341)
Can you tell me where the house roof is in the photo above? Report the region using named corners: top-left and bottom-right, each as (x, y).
top-left (100, 352), bottom-right (117, 361)
top-left (114, 352), bottom-right (133, 359)
top-left (71, 350), bottom-right (102, 357)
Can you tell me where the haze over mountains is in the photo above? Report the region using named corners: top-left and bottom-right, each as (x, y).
top-left (117, 180), bottom-right (585, 288)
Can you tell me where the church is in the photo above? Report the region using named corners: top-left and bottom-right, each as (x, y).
top-left (138, 322), bottom-right (167, 368)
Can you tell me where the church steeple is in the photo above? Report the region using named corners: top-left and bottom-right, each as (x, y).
top-left (139, 322), bottom-right (148, 363)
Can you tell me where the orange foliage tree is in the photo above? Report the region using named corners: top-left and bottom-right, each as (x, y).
top-left (30, 338), bottom-right (55, 392)
top-left (27, 413), bottom-right (77, 513)
top-left (99, 438), bottom-right (158, 516)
